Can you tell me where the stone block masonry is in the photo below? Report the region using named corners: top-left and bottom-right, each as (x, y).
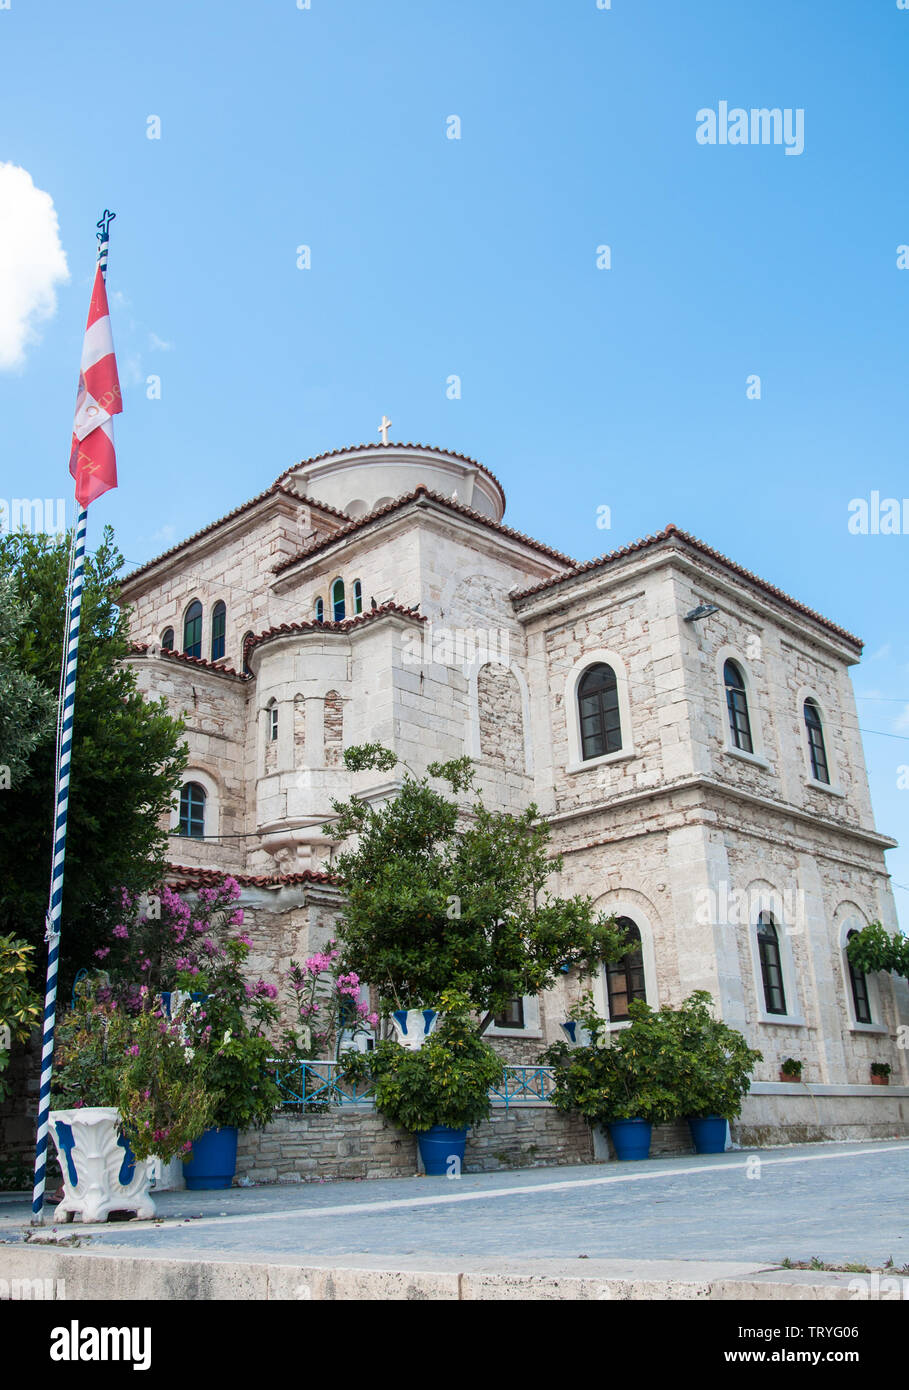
top-left (234, 1107), bottom-right (697, 1183)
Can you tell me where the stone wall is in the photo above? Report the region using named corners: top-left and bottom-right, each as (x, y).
top-left (235, 1105), bottom-right (601, 1183)
top-left (234, 1106), bottom-right (702, 1184)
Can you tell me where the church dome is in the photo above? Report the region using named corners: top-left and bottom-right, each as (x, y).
top-left (283, 443), bottom-right (506, 522)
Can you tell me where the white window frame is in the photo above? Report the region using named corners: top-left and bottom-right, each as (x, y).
top-left (485, 994), bottom-right (541, 1040)
top-left (589, 899), bottom-right (659, 1032)
top-left (837, 909), bottom-right (887, 1035)
top-left (565, 648), bottom-right (635, 774)
top-left (716, 645), bottom-right (769, 768)
top-left (170, 768), bottom-right (220, 840)
top-left (796, 685), bottom-right (842, 794)
top-left (748, 894), bottom-right (805, 1027)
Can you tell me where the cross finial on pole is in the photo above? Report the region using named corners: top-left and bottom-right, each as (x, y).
top-left (96, 209), bottom-right (116, 242)
top-left (378, 415), bottom-right (392, 445)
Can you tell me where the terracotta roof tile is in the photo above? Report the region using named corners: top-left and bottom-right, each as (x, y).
top-left (121, 483), bottom-right (349, 586)
top-left (275, 441), bottom-right (507, 507)
top-left (129, 644), bottom-right (249, 680)
top-left (242, 601), bottom-right (426, 667)
top-left (166, 863), bottom-right (339, 890)
top-left (511, 523), bottom-right (862, 648)
top-left (273, 484), bottom-right (575, 575)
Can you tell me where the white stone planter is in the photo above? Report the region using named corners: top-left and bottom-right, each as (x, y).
top-left (49, 1107), bottom-right (156, 1223)
top-left (390, 1009), bottom-right (439, 1050)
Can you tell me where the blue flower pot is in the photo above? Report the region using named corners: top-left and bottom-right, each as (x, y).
top-left (417, 1125), bottom-right (468, 1176)
top-left (688, 1115), bottom-right (728, 1154)
top-left (182, 1126), bottom-right (238, 1189)
top-left (608, 1118), bottom-right (652, 1161)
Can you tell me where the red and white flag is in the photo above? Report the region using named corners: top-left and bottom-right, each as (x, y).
top-left (68, 264), bottom-right (122, 508)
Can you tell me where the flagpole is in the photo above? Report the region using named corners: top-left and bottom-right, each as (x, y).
top-left (30, 211), bottom-right (116, 1224)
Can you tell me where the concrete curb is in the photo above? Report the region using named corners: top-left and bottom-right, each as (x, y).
top-left (0, 1246), bottom-right (878, 1301)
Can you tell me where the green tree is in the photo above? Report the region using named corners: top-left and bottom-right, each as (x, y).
top-left (0, 934), bottom-right (42, 1103)
top-left (0, 575), bottom-right (56, 787)
top-left (326, 744), bottom-right (634, 1028)
top-left (0, 526), bottom-right (187, 990)
top-left (846, 921), bottom-right (909, 980)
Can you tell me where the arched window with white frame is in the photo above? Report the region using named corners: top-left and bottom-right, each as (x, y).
top-left (605, 916), bottom-right (647, 1021)
top-left (756, 910), bottom-right (786, 1015)
top-left (803, 698), bottom-right (830, 784)
top-left (724, 659), bottom-right (753, 754)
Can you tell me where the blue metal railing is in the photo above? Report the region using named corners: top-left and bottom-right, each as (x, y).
top-left (268, 1060), bottom-right (556, 1112)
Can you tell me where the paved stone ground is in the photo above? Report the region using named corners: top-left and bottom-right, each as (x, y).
top-left (2, 1139), bottom-right (907, 1271)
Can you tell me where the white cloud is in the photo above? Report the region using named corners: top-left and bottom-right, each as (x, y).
top-left (894, 704), bottom-right (909, 734)
top-left (149, 332), bottom-right (173, 351)
top-left (0, 163), bottom-right (69, 369)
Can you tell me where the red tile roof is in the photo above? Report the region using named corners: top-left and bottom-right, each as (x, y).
top-left (120, 483), bottom-right (349, 586)
top-left (511, 523), bottom-right (862, 648)
top-left (242, 601), bottom-right (426, 667)
top-left (275, 441), bottom-right (507, 507)
top-left (129, 644), bottom-right (249, 680)
top-left (273, 484), bottom-right (576, 576)
top-left (166, 863), bottom-right (339, 890)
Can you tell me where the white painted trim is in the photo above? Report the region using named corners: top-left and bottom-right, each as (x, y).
top-left (486, 995), bottom-right (542, 1038)
top-left (746, 886), bottom-right (803, 1026)
top-left (749, 1082), bottom-right (909, 1097)
top-left (715, 644), bottom-right (764, 760)
top-left (589, 893), bottom-right (659, 1028)
top-left (564, 648), bottom-right (634, 773)
top-left (796, 685), bottom-right (841, 791)
top-left (835, 905), bottom-right (884, 1029)
top-left (171, 767), bottom-right (220, 839)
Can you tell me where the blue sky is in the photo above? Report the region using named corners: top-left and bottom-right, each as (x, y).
top-left (1, 0), bottom-right (908, 905)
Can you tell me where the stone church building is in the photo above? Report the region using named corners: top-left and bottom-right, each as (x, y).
top-left (121, 441), bottom-right (909, 1145)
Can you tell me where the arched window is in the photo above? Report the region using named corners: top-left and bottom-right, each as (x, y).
top-left (183, 600), bottom-right (203, 658)
top-left (804, 698), bottom-right (829, 784)
top-left (331, 578), bottom-right (345, 622)
top-left (314, 597), bottom-right (324, 623)
top-left (724, 659), bottom-right (753, 753)
top-left (756, 911), bottom-right (786, 1015)
top-left (161, 627), bottom-right (174, 650)
top-left (846, 930), bottom-right (872, 1024)
top-left (605, 917), bottom-right (646, 1021)
top-left (241, 631), bottom-right (255, 675)
top-left (353, 579), bottom-right (363, 615)
top-left (211, 601), bottom-right (226, 662)
top-left (178, 782), bottom-right (205, 839)
top-left (577, 663), bottom-right (622, 761)
top-left (269, 701), bottom-right (278, 742)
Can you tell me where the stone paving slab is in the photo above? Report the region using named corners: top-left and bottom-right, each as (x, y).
top-left (1, 1140), bottom-right (906, 1299)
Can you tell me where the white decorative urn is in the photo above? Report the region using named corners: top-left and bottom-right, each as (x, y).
top-left (390, 1009), bottom-right (440, 1050)
top-left (49, 1107), bottom-right (156, 1223)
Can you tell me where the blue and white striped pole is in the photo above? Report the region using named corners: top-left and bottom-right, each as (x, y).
top-left (31, 212), bottom-right (115, 1223)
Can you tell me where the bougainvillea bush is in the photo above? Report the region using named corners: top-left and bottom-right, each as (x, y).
top-left (50, 981), bottom-right (215, 1162)
top-left (286, 942), bottom-right (378, 1060)
top-left (74, 877), bottom-right (283, 1135)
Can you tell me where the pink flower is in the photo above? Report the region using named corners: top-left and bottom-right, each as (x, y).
top-left (367, 1013), bottom-right (379, 1028)
top-left (113, 924), bottom-right (129, 940)
top-left (94, 946), bottom-right (110, 960)
top-left (127, 1045), bottom-right (139, 1057)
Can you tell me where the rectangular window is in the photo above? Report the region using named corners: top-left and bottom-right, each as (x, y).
top-left (493, 997), bottom-right (525, 1029)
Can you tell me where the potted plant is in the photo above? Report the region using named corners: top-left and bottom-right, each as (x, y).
top-left (780, 1057), bottom-right (803, 1083)
top-left (99, 877), bottom-right (284, 1190)
top-left (542, 995), bottom-right (679, 1160)
top-left (341, 992), bottom-right (503, 1175)
top-left (870, 1062), bottom-right (891, 1086)
top-left (662, 991), bottom-right (762, 1153)
top-left (50, 982), bottom-right (214, 1222)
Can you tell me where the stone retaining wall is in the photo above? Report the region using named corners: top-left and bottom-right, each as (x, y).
top-left (234, 1106), bottom-right (699, 1184)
